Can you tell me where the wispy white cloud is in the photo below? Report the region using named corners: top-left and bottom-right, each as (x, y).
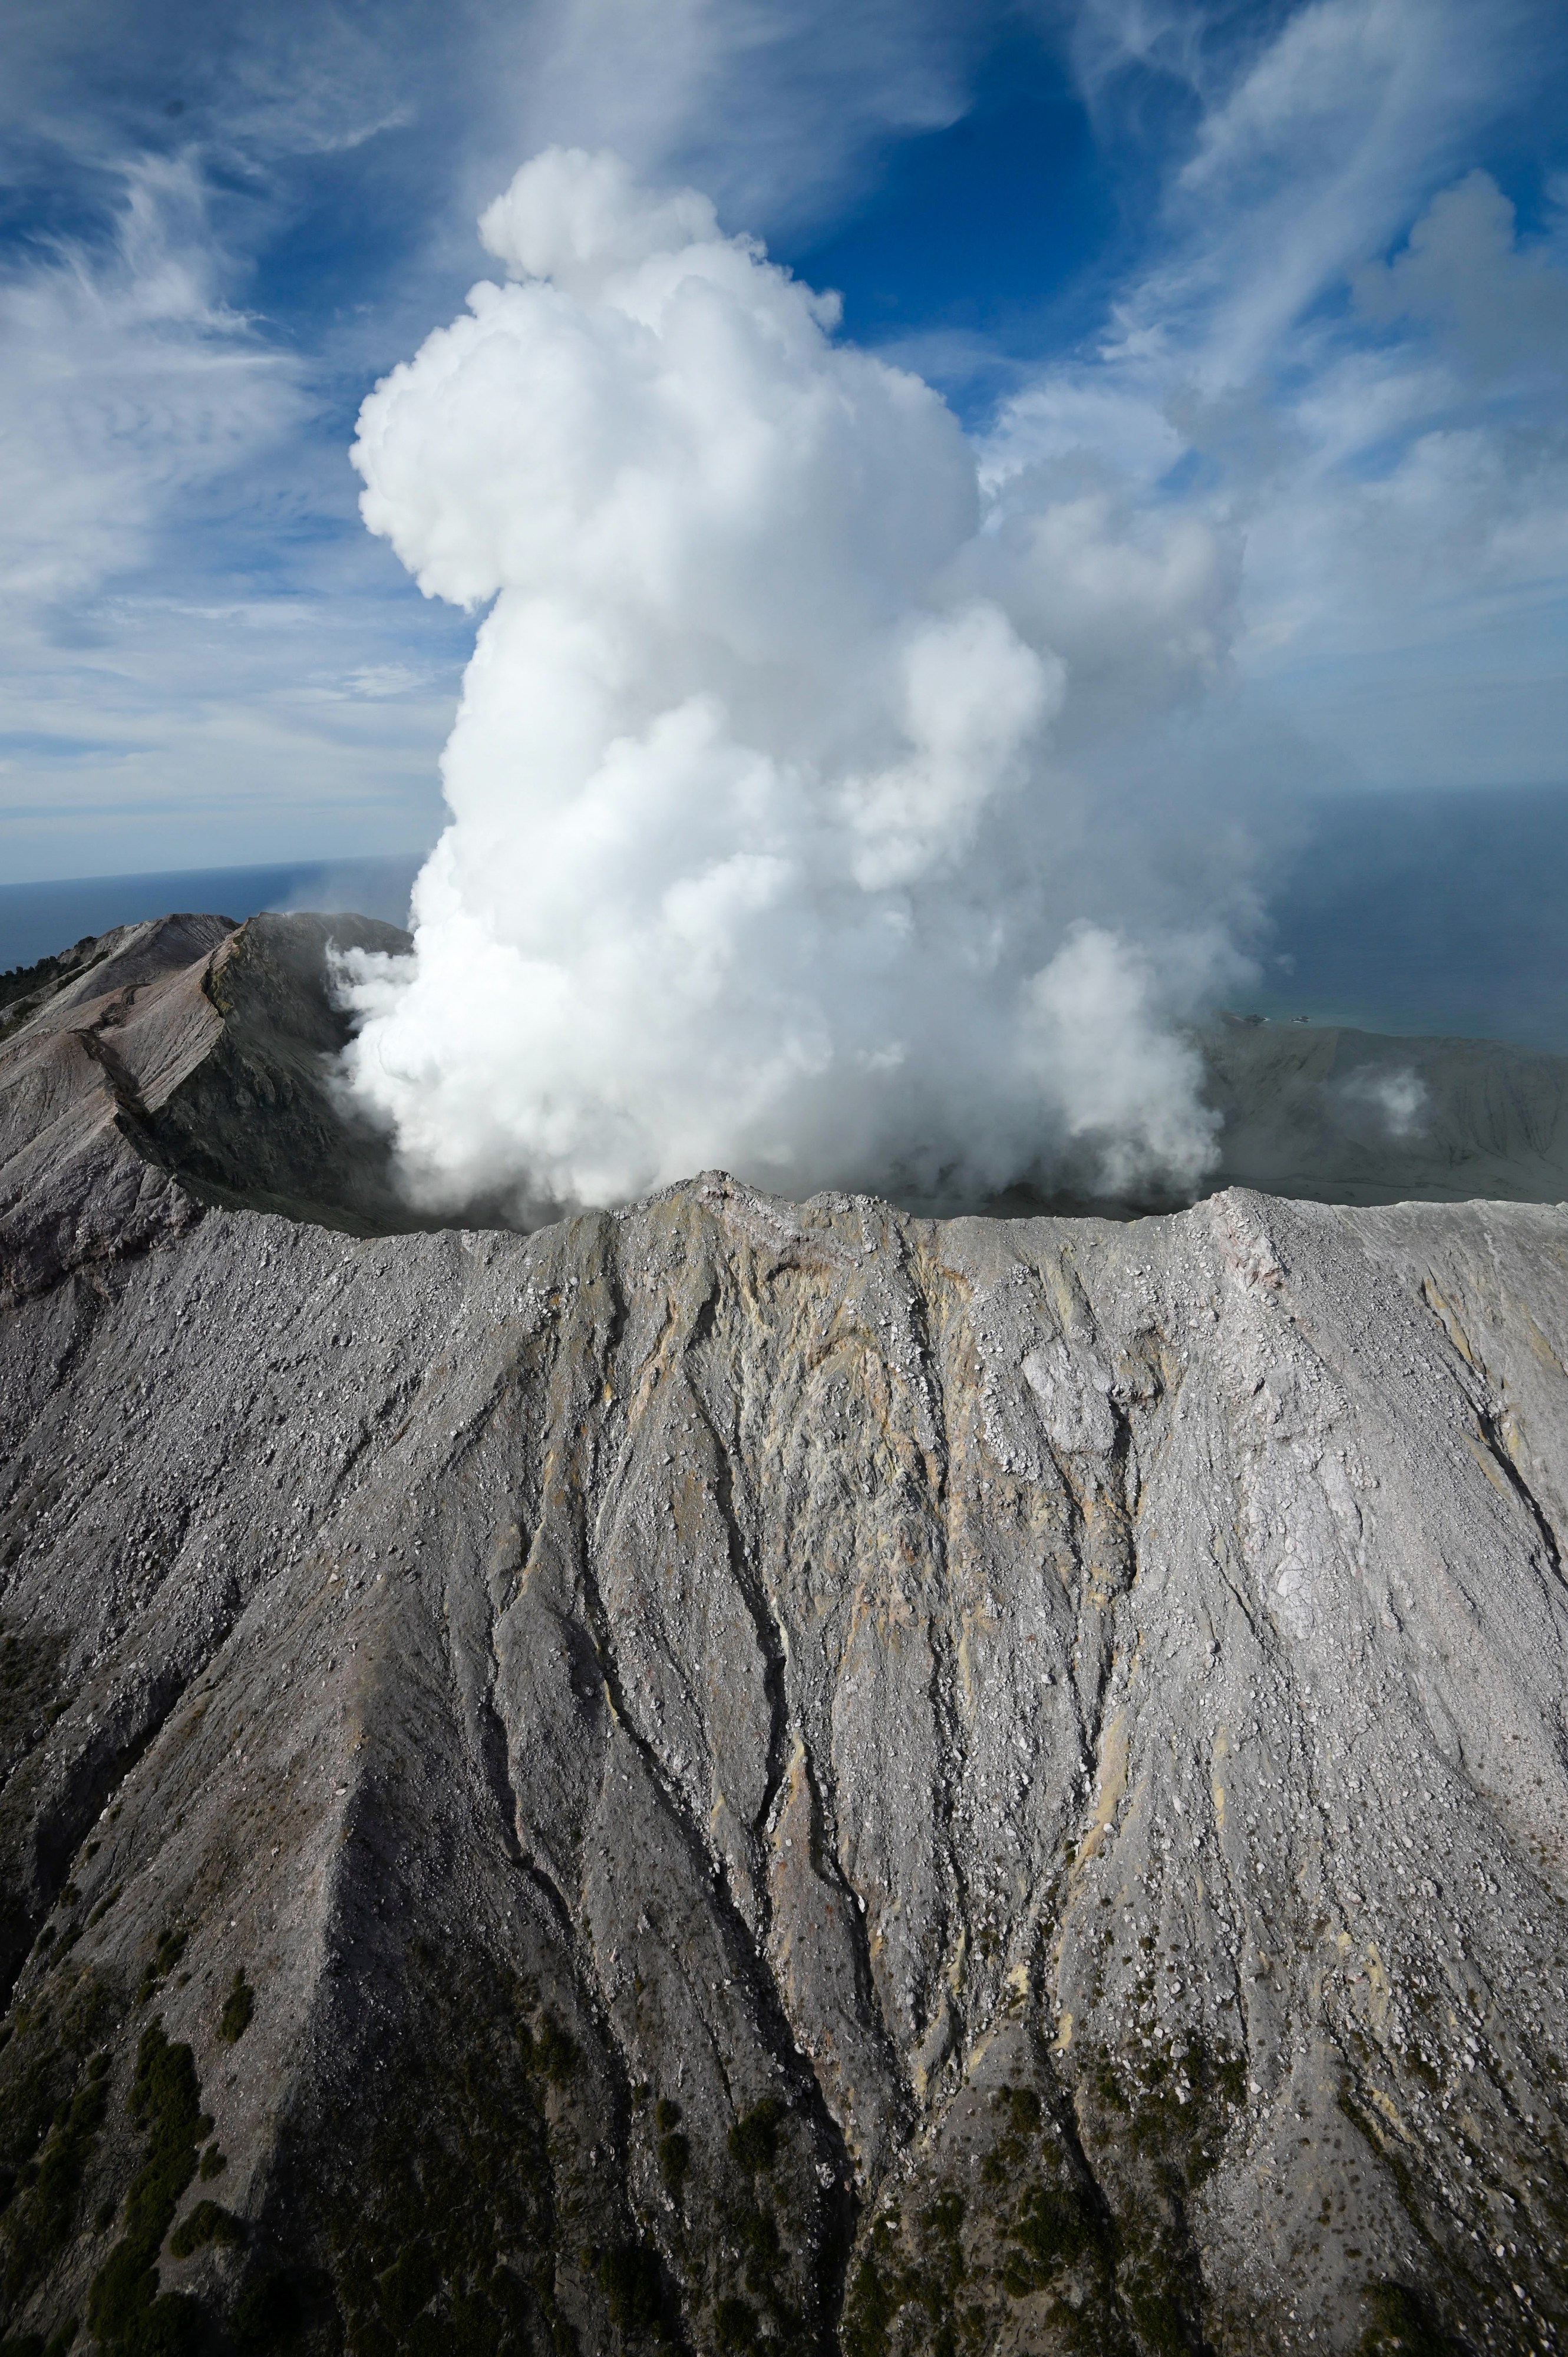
top-left (991, 0), bottom-right (1568, 791)
top-left (504, 0), bottom-right (976, 234)
top-left (0, 0), bottom-right (1002, 879)
top-left (2, 0), bottom-right (1565, 893)
top-left (0, 138), bottom-right (458, 878)
top-left (0, 151), bottom-right (308, 604)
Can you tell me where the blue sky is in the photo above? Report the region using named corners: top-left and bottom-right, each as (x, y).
top-left (2, 0), bottom-right (1566, 883)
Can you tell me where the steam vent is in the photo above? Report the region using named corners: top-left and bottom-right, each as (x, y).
top-left (2, 910), bottom-right (1567, 2357)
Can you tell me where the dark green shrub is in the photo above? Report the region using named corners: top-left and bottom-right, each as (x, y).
top-left (656, 2131), bottom-right (689, 2198)
top-left (109, 2292), bottom-right (201, 2355)
top-left (532, 2016), bottom-right (577, 2084)
top-left (316, 1963), bottom-right (570, 2357)
top-left (1358, 2281), bottom-right (1455, 2356)
top-left (735, 2204), bottom-right (781, 2277)
top-left (144, 1929), bottom-right (187, 1992)
top-left (839, 2233), bottom-right (906, 2357)
top-left (135, 1930), bottom-right (188, 2003)
top-left (596, 2242), bottom-right (663, 2335)
top-left (168, 2201), bottom-right (243, 2260)
top-left (712, 2294), bottom-right (758, 2351)
top-left (217, 1972), bottom-right (253, 2046)
top-left (85, 2022), bottom-right (203, 2348)
top-left (1001, 2085), bottom-right (1041, 2135)
top-left (1120, 2266), bottom-right (1191, 2357)
top-left (2, 2049), bottom-right (110, 2299)
top-left (1007, 2184), bottom-right (1091, 2286)
top-left (404, 2312), bottom-right (458, 2357)
top-left (727, 2098), bottom-right (784, 2174)
top-left (377, 2240), bottom-right (440, 2331)
top-left (1091, 2047), bottom-right (1127, 2112)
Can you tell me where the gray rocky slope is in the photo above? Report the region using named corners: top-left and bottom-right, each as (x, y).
top-left (1, 914), bottom-right (1566, 2357)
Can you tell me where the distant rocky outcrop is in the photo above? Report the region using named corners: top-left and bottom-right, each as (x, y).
top-left (0, 910), bottom-right (429, 1303)
top-left (0, 913), bottom-right (1565, 2357)
top-left (1200, 1013), bottom-right (1568, 1209)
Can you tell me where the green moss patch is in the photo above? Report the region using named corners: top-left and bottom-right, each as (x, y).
top-left (0, 1969), bottom-right (115, 2318)
top-left (168, 2201), bottom-right (243, 2261)
top-left (712, 2291), bottom-right (760, 2350)
top-left (136, 1930), bottom-right (188, 2010)
top-left (85, 2019), bottom-right (206, 2353)
top-left (1356, 2279), bottom-right (1458, 2356)
top-left (843, 2060), bottom-right (1226, 2357)
top-left (1, 2052), bottom-right (110, 2305)
top-left (308, 1967), bottom-right (587, 2357)
top-left (727, 2097), bottom-right (784, 2176)
top-left (596, 2242), bottom-right (667, 2339)
top-left (656, 2125), bottom-right (689, 2201)
top-left (217, 1971), bottom-right (253, 2046)
top-left (0, 2325), bottom-right (78, 2357)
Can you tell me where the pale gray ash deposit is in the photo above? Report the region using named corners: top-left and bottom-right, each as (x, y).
top-left (1, 911), bottom-right (1566, 2357)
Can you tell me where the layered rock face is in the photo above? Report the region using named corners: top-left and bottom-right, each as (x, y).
top-left (1, 915), bottom-right (1566, 2357)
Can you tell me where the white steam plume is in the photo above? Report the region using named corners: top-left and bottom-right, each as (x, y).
top-left (339, 147), bottom-right (1242, 1216)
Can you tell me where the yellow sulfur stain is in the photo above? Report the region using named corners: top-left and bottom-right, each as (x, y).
top-left (1076, 1708), bottom-right (1129, 1861)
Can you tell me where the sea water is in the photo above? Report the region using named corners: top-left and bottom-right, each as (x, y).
top-left (2, 784), bottom-right (1566, 1053)
top-left (0, 856), bottom-right (420, 976)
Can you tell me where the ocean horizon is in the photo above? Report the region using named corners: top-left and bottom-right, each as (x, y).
top-left (0, 854), bottom-right (422, 976)
top-left (5, 780), bottom-right (1567, 1056)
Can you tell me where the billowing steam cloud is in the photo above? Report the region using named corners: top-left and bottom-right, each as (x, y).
top-left (338, 148), bottom-right (1243, 1216)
